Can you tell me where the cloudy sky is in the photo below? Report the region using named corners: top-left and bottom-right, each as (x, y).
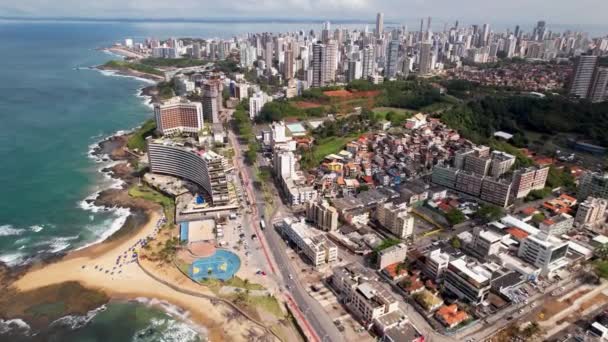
top-left (1, 0), bottom-right (607, 26)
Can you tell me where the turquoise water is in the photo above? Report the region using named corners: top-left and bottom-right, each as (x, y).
top-left (189, 249), bottom-right (241, 281)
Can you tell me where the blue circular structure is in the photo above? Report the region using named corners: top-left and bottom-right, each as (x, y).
top-left (189, 249), bottom-right (241, 281)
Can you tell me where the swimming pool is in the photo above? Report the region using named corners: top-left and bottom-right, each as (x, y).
top-left (189, 249), bottom-right (241, 281)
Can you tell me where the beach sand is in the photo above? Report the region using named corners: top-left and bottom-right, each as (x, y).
top-left (13, 209), bottom-right (272, 341)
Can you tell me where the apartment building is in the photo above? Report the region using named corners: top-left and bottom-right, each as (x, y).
top-left (331, 265), bottom-right (400, 326)
top-left (306, 199), bottom-right (339, 231)
top-left (282, 218), bottom-right (338, 267)
top-left (511, 166), bottom-right (550, 199)
top-left (424, 248), bottom-right (450, 281)
top-left (377, 243), bottom-right (408, 270)
top-left (575, 196), bottom-right (608, 227)
top-left (375, 202), bottom-right (415, 239)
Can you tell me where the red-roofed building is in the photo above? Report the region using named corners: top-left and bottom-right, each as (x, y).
top-left (506, 227), bottom-right (530, 241)
top-left (521, 207), bottom-right (539, 216)
top-left (435, 304), bottom-right (469, 328)
top-left (382, 262), bottom-right (409, 281)
top-left (533, 156), bottom-right (554, 167)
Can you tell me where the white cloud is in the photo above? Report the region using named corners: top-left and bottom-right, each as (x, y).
top-left (1, 0), bottom-right (608, 27)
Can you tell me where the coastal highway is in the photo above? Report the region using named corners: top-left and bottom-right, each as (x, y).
top-left (250, 153), bottom-right (344, 342)
top-left (228, 129), bottom-right (342, 342)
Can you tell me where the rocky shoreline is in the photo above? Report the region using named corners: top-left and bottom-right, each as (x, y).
top-left (0, 121), bottom-right (159, 335)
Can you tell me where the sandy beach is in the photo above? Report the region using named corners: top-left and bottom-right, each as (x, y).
top-left (12, 208), bottom-right (273, 341)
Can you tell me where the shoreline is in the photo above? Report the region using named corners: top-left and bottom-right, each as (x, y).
top-left (1, 80), bottom-right (272, 340)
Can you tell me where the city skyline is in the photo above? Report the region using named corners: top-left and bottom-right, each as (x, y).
top-left (2, 0), bottom-right (608, 27)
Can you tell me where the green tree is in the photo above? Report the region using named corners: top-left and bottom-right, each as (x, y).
top-left (450, 236), bottom-right (462, 249)
top-left (445, 209), bottom-right (466, 225)
top-left (475, 204), bottom-right (505, 223)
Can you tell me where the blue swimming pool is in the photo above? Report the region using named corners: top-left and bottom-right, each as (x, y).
top-left (189, 249), bottom-right (241, 281)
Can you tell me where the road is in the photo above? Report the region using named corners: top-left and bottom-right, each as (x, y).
top-left (228, 129), bottom-right (342, 342)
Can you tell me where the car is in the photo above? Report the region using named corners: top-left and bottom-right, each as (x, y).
top-left (260, 271), bottom-right (266, 276)
top-left (289, 274), bottom-right (293, 280)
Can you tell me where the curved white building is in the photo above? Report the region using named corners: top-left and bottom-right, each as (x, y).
top-left (148, 140), bottom-right (229, 205)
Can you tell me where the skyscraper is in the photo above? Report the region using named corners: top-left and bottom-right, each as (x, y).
top-left (568, 55), bottom-right (599, 99)
top-left (312, 43), bottom-right (325, 87)
top-left (264, 40), bottom-right (273, 70)
top-left (376, 12), bottom-right (384, 38)
top-left (202, 80), bottom-right (220, 124)
top-left (321, 21), bottom-right (331, 43)
top-left (534, 21), bottom-right (546, 41)
top-left (323, 40), bottom-right (338, 85)
top-left (419, 42), bottom-right (432, 75)
top-left (481, 24), bottom-right (490, 47)
top-left (385, 40), bottom-right (399, 79)
top-left (283, 48), bottom-right (295, 80)
top-left (361, 45), bottom-right (375, 78)
top-left (590, 67), bottom-right (608, 103)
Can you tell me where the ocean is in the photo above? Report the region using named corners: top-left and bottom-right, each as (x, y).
top-left (0, 18), bottom-right (346, 342)
top-left (0, 18), bottom-right (607, 341)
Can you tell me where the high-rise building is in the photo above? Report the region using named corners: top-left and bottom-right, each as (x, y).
top-left (361, 45), bottom-right (375, 78)
top-left (589, 67), bottom-right (608, 103)
top-left (347, 59), bottom-right (362, 82)
top-left (511, 167), bottom-right (549, 198)
top-left (264, 40), bottom-right (273, 70)
top-left (376, 12), bottom-right (384, 38)
top-left (148, 140), bottom-right (229, 205)
top-left (533, 21), bottom-right (546, 41)
top-left (249, 91), bottom-right (269, 119)
top-left (481, 24), bottom-right (490, 47)
top-left (385, 40), bottom-right (400, 79)
top-left (154, 98), bottom-right (204, 136)
top-left (192, 42), bottom-right (201, 59)
top-left (312, 43), bottom-right (325, 87)
top-left (323, 40), bottom-right (338, 85)
top-left (202, 80), bottom-right (221, 124)
top-left (306, 200), bottom-right (339, 232)
top-left (575, 197), bottom-right (608, 227)
top-left (274, 150), bottom-right (296, 179)
top-left (375, 202), bottom-right (415, 239)
top-left (568, 55), bottom-right (599, 99)
top-left (418, 42), bottom-right (432, 75)
top-left (518, 231), bottom-right (569, 275)
top-left (579, 172), bottom-right (608, 200)
top-left (283, 48), bottom-right (295, 80)
top-left (321, 21), bottom-right (331, 43)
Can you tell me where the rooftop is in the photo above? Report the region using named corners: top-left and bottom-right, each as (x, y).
top-left (449, 258), bottom-right (492, 284)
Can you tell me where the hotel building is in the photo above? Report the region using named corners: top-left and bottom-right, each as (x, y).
top-left (147, 139), bottom-right (229, 205)
top-left (154, 99), bottom-right (203, 136)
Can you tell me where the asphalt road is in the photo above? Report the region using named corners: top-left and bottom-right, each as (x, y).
top-left (228, 129), bottom-right (342, 342)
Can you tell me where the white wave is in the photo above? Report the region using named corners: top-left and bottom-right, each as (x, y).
top-left (133, 317), bottom-right (201, 342)
top-left (0, 252), bottom-right (26, 267)
top-left (97, 69), bottom-right (158, 85)
top-left (131, 298), bottom-right (207, 340)
top-left (74, 207), bottom-right (131, 251)
top-left (0, 318), bottom-right (31, 335)
top-left (30, 225), bottom-right (44, 233)
top-left (13, 237), bottom-right (30, 245)
top-left (50, 304), bottom-right (107, 330)
top-left (135, 87), bottom-right (154, 109)
top-left (0, 225), bottom-right (25, 237)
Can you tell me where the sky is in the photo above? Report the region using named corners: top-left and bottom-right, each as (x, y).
top-left (1, 0), bottom-right (608, 27)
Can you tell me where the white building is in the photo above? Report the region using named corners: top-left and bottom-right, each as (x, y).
top-left (282, 218), bottom-right (337, 267)
top-left (444, 258), bottom-right (494, 304)
top-left (375, 202), bottom-right (415, 239)
top-left (377, 243), bottom-right (407, 270)
top-left (517, 231), bottom-right (569, 276)
top-left (424, 249), bottom-right (451, 281)
top-left (249, 91), bottom-right (270, 119)
top-left (575, 196), bottom-right (608, 227)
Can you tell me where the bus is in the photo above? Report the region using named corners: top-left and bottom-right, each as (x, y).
top-left (260, 219), bottom-right (266, 230)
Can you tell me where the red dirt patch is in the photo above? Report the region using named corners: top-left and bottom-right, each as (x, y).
top-left (293, 101), bottom-right (323, 109)
top-left (324, 89), bottom-right (353, 97)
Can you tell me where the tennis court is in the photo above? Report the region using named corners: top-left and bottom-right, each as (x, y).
top-left (189, 249), bottom-right (241, 281)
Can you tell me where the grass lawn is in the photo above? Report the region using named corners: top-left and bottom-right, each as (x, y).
top-left (301, 135), bottom-right (356, 168)
top-left (128, 184), bottom-right (175, 226)
top-left (420, 101), bottom-right (455, 113)
top-left (595, 260), bottom-right (608, 279)
top-left (248, 295), bottom-right (284, 318)
top-left (225, 276), bottom-right (265, 291)
top-left (127, 119), bottom-right (156, 151)
top-left (372, 107), bottom-right (417, 118)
